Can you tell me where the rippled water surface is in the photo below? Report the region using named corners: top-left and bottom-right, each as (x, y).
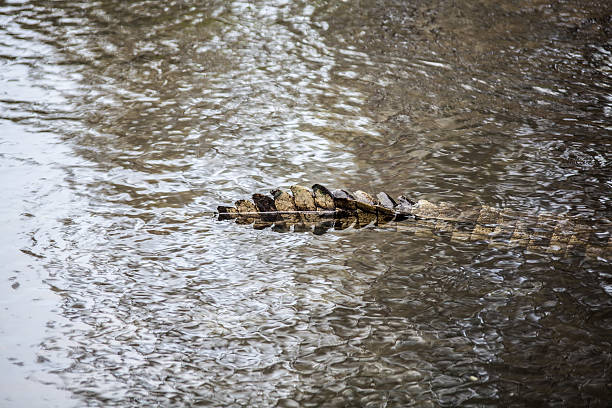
top-left (1, 0), bottom-right (611, 406)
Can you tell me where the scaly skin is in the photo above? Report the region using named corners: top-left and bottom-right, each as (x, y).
top-left (217, 184), bottom-right (611, 260)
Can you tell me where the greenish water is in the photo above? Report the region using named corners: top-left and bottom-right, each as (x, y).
top-left (1, 1), bottom-right (610, 406)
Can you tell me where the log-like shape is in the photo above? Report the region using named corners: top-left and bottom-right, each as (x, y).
top-left (217, 184), bottom-right (610, 261)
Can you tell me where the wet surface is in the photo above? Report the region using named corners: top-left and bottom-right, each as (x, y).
top-left (1, 0), bottom-right (611, 406)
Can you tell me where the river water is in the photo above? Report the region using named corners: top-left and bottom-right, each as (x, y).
top-left (1, 0), bottom-right (611, 406)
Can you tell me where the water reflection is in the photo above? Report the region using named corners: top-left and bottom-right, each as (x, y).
top-left (1, 0), bottom-right (611, 406)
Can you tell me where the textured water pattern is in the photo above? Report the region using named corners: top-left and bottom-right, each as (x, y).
top-left (1, 1), bottom-right (611, 407)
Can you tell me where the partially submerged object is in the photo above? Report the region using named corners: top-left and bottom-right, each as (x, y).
top-left (217, 184), bottom-right (611, 260)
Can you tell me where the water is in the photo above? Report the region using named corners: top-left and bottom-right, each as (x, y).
top-left (1, 0), bottom-right (611, 406)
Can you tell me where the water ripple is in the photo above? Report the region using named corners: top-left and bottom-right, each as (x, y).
top-left (1, 0), bottom-right (611, 407)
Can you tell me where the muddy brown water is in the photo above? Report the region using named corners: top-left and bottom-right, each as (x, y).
top-left (1, 1), bottom-right (611, 407)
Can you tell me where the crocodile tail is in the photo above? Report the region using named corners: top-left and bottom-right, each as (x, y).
top-left (216, 184), bottom-right (611, 261)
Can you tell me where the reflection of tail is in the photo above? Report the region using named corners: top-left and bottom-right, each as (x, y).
top-left (217, 184), bottom-right (611, 260)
